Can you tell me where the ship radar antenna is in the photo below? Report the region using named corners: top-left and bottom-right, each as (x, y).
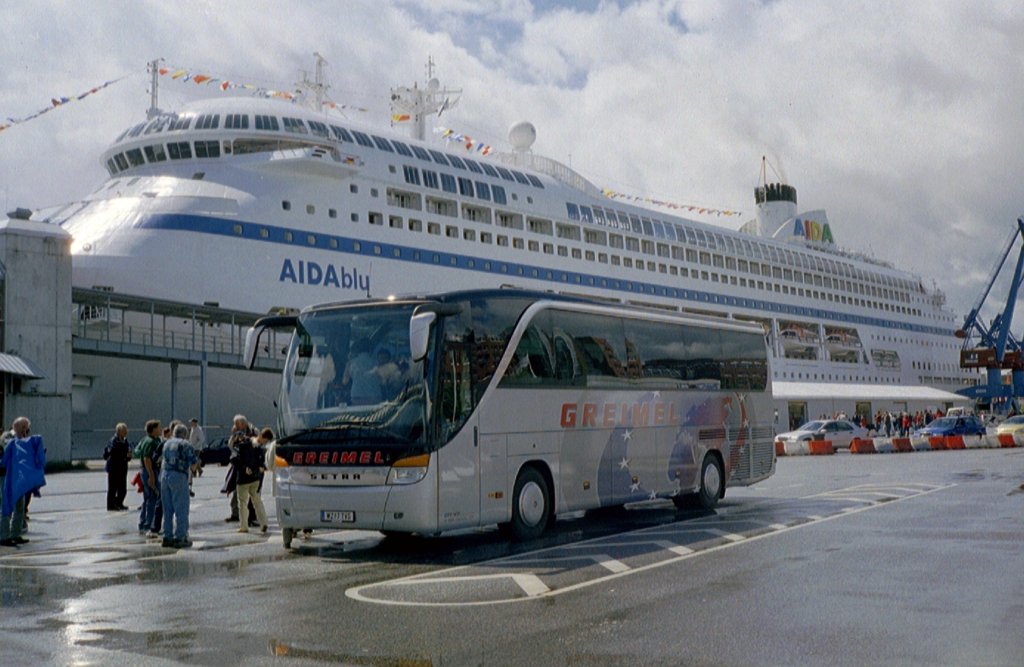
top-left (390, 56), bottom-right (461, 141)
top-left (146, 58), bottom-right (164, 120)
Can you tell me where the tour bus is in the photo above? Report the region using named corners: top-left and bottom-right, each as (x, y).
top-left (245, 289), bottom-right (775, 548)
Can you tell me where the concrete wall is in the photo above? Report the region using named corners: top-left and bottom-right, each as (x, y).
top-left (0, 218), bottom-right (72, 462)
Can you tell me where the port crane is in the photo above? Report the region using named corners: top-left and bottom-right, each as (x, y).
top-left (956, 217), bottom-right (1024, 412)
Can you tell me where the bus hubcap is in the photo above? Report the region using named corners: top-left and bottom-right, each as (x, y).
top-left (519, 480), bottom-right (545, 527)
top-left (703, 462), bottom-right (721, 497)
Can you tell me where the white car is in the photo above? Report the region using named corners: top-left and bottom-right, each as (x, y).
top-left (775, 419), bottom-right (868, 452)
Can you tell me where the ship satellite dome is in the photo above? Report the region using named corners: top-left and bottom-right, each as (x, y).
top-left (508, 121), bottom-right (536, 151)
top-left (427, 78), bottom-right (440, 91)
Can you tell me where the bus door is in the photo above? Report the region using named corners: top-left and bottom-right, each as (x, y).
top-left (435, 334), bottom-right (480, 529)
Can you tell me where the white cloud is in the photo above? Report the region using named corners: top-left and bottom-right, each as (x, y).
top-left (2, 0), bottom-right (1023, 321)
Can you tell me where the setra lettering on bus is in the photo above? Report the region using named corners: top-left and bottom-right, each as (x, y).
top-left (560, 401), bottom-right (679, 429)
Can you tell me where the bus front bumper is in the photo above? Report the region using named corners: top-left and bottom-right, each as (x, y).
top-left (273, 471), bottom-right (438, 534)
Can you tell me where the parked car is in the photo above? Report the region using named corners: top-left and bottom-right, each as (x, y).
top-left (198, 436), bottom-right (232, 466)
top-left (994, 415), bottom-right (1024, 437)
top-left (775, 419), bottom-right (867, 452)
top-left (915, 416), bottom-right (986, 438)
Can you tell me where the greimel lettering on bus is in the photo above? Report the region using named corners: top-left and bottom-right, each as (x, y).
top-left (290, 449), bottom-right (389, 466)
top-left (560, 401), bottom-right (679, 429)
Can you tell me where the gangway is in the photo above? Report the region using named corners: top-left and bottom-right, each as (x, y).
top-left (72, 287), bottom-right (287, 423)
top-left (956, 217), bottom-right (1024, 411)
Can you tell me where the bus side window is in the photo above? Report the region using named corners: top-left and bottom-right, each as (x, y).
top-left (503, 325), bottom-right (553, 384)
top-left (552, 330), bottom-right (578, 383)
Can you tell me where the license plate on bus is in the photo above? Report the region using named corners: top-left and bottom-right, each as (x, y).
top-left (320, 510), bottom-right (355, 524)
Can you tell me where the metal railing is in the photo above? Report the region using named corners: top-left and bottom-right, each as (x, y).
top-left (72, 287), bottom-right (286, 370)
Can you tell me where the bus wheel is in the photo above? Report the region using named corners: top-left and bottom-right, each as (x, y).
top-left (673, 454), bottom-right (723, 510)
top-left (282, 527), bottom-right (295, 549)
top-left (506, 467), bottom-right (551, 541)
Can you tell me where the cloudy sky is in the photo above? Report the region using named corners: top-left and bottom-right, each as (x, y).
top-left (2, 0), bottom-right (1022, 320)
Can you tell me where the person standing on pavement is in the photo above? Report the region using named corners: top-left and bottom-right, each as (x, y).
top-left (222, 414), bottom-right (259, 525)
top-left (159, 423), bottom-right (199, 548)
top-left (136, 419), bottom-right (162, 535)
top-left (1, 417), bottom-right (45, 547)
top-left (188, 418), bottom-right (205, 480)
top-left (235, 428), bottom-right (268, 534)
top-left (104, 423), bottom-right (132, 511)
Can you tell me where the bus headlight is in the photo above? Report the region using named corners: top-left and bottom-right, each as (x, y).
top-left (386, 453), bottom-right (430, 485)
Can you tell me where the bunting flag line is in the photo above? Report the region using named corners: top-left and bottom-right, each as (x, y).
top-left (601, 188), bottom-right (743, 217)
top-left (159, 65), bottom-right (368, 112)
top-left (433, 126), bottom-right (493, 155)
top-left (0, 76), bottom-right (128, 135)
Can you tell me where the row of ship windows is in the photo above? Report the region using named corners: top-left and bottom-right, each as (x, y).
top-left (774, 371), bottom-right (971, 386)
top-left (565, 200), bottom-right (916, 296)
top-left (274, 197), bottom-right (922, 318)
top-left (402, 165), bottom-right (510, 206)
top-left (116, 112), bottom-right (545, 188)
top-left (383, 186), bottom-right (917, 311)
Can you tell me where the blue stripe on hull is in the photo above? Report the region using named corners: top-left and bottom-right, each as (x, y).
top-left (137, 212), bottom-right (952, 337)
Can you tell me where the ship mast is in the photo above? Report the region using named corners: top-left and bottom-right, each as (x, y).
top-left (146, 58), bottom-right (163, 119)
top-left (298, 52), bottom-right (330, 111)
top-left (390, 56), bottom-right (461, 141)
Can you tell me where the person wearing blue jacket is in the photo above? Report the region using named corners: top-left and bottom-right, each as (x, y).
top-left (1, 417), bottom-right (45, 547)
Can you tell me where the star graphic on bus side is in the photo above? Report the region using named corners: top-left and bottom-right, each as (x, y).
top-left (630, 480), bottom-right (641, 493)
top-left (622, 429), bottom-right (632, 441)
top-left (618, 457), bottom-right (630, 470)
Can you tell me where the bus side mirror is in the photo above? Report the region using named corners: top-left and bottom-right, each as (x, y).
top-left (244, 315), bottom-right (298, 369)
top-left (409, 311), bottom-right (436, 363)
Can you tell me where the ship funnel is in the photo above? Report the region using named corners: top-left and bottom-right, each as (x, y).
top-left (754, 182), bottom-right (797, 238)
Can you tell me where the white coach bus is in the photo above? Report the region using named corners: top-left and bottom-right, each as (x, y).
top-left (245, 289), bottom-right (775, 547)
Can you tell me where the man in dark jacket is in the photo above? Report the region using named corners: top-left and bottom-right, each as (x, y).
top-left (104, 423), bottom-right (132, 511)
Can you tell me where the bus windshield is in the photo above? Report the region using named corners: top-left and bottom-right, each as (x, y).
top-left (278, 304), bottom-right (428, 446)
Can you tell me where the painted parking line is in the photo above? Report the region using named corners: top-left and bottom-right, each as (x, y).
top-left (347, 482), bottom-right (954, 607)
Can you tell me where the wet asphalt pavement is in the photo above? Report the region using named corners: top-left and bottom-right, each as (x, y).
top-left (2, 448), bottom-right (1024, 666)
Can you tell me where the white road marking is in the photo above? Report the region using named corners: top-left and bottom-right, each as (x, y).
top-left (389, 572), bottom-right (551, 597)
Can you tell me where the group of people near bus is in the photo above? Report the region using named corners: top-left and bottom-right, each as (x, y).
top-left (104, 414), bottom-right (272, 549)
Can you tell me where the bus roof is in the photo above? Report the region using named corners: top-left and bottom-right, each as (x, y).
top-left (299, 288), bottom-right (762, 332)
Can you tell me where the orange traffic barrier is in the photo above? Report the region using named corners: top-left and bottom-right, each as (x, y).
top-left (892, 437), bottom-right (913, 453)
top-left (775, 440), bottom-right (786, 456)
top-left (997, 433), bottom-right (1017, 448)
top-left (928, 436), bottom-right (946, 451)
top-left (945, 435), bottom-right (966, 450)
top-left (808, 440), bottom-right (834, 455)
top-left (850, 437), bottom-right (876, 454)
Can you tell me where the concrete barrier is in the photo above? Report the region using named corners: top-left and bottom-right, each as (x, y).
top-left (850, 437), bottom-right (876, 454)
top-left (928, 436), bottom-right (946, 451)
top-left (783, 440), bottom-right (810, 456)
top-left (892, 437), bottom-right (913, 453)
top-left (998, 433), bottom-right (1018, 448)
top-left (775, 440), bottom-right (786, 457)
top-left (964, 434), bottom-right (988, 449)
top-left (808, 440), bottom-right (834, 455)
top-left (872, 437), bottom-right (896, 454)
top-left (910, 436), bottom-right (932, 451)
top-left (1013, 432), bottom-right (1024, 448)
top-left (945, 435), bottom-right (966, 450)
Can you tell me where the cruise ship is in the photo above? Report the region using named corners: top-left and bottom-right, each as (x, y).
top-left (45, 59), bottom-right (971, 438)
